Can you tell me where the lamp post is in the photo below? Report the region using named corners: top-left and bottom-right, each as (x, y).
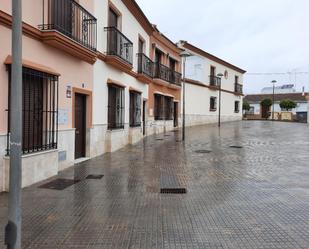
top-left (179, 50), bottom-right (191, 141)
top-left (217, 73), bottom-right (224, 127)
top-left (271, 80), bottom-right (277, 121)
top-left (6, 0), bottom-right (23, 249)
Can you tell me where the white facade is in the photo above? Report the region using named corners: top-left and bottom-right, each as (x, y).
top-left (92, 0), bottom-right (150, 153)
top-left (249, 102), bottom-right (308, 115)
top-left (179, 42), bottom-right (245, 126)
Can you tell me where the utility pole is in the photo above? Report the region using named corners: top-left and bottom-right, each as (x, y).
top-left (182, 57), bottom-right (186, 141)
top-left (217, 73), bottom-right (223, 127)
top-left (271, 80), bottom-right (276, 121)
top-left (5, 0), bottom-right (23, 248)
top-left (179, 50), bottom-right (191, 141)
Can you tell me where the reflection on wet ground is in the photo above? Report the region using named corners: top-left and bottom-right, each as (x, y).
top-left (1, 121), bottom-right (309, 248)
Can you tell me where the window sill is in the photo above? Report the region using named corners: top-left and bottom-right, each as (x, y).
top-left (4, 149), bottom-right (58, 159)
top-left (130, 125), bottom-right (141, 128)
top-left (107, 127), bottom-right (125, 132)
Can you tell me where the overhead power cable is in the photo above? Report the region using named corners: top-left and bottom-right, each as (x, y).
top-left (247, 72), bottom-right (309, 75)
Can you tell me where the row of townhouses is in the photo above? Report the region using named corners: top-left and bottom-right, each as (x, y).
top-left (0, 0), bottom-right (245, 192)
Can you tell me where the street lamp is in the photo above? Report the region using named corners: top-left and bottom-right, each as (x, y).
top-left (271, 80), bottom-right (277, 121)
top-left (217, 73), bottom-right (224, 127)
top-left (179, 50), bottom-right (192, 141)
top-left (6, 0), bottom-right (23, 249)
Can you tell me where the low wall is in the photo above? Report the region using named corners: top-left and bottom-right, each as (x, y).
top-left (3, 149), bottom-right (58, 191)
top-left (185, 114), bottom-right (242, 127)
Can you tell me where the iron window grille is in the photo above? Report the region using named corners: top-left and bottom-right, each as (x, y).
top-left (104, 27), bottom-right (133, 65)
top-left (137, 53), bottom-right (154, 78)
top-left (108, 85), bottom-right (125, 130)
top-left (6, 66), bottom-right (59, 155)
top-left (39, 0), bottom-right (97, 51)
top-left (209, 75), bottom-right (220, 86)
top-left (210, 96), bottom-right (217, 111)
top-left (234, 83), bottom-right (243, 94)
top-left (129, 91), bottom-right (142, 127)
top-left (154, 94), bottom-right (174, 121)
top-left (235, 101), bottom-right (240, 113)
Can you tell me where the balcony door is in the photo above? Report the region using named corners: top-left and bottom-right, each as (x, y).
top-left (52, 0), bottom-right (73, 36)
top-left (108, 8), bottom-right (119, 56)
top-left (210, 66), bottom-right (216, 76)
top-left (109, 8), bottom-right (118, 27)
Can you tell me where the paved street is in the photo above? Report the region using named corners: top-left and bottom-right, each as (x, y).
top-left (1, 121), bottom-right (309, 249)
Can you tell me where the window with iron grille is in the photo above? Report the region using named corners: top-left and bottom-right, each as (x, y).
top-left (108, 85), bottom-right (125, 129)
top-left (164, 96), bottom-right (174, 120)
top-left (154, 94), bottom-right (174, 120)
top-left (130, 91), bottom-right (141, 127)
top-left (210, 96), bottom-right (217, 111)
top-left (234, 101), bottom-right (240, 113)
top-left (6, 66), bottom-right (59, 155)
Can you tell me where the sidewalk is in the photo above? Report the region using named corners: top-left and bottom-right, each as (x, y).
top-left (1, 121), bottom-right (309, 249)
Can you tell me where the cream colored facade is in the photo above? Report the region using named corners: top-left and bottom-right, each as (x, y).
top-left (178, 41), bottom-right (245, 126)
top-left (0, 0), bottom-right (246, 193)
top-left (92, 0), bottom-right (150, 153)
top-left (0, 0), bottom-right (96, 192)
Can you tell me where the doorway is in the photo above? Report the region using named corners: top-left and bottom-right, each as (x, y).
top-left (173, 102), bottom-right (178, 127)
top-left (261, 105), bottom-right (269, 119)
top-left (74, 93), bottom-right (86, 159)
top-left (143, 100), bottom-right (146, 135)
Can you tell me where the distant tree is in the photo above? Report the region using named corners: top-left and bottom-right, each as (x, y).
top-left (260, 98), bottom-right (272, 108)
top-left (279, 99), bottom-right (297, 111)
top-left (242, 101), bottom-right (251, 111)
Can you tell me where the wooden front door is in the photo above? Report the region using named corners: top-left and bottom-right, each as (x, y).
top-left (261, 105), bottom-right (269, 119)
top-left (75, 93), bottom-right (86, 159)
top-left (143, 100), bottom-right (146, 135)
top-left (173, 102), bottom-right (178, 127)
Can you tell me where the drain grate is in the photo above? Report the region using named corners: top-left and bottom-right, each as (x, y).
top-left (195, 150), bottom-right (212, 154)
top-left (156, 138), bottom-right (164, 141)
top-left (86, 174), bottom-right (104, 180)
top-left (229, 145), bottom-right (243, 149)
top-left (39, 178), bottom-right (79, 190)
top-left (160, 188), bottom-right (187, 194)
top-left (164, 135), bottom-right (171, 137)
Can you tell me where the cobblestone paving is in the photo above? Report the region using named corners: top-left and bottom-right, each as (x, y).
top-left (1, 121), bottom-right (309, 249)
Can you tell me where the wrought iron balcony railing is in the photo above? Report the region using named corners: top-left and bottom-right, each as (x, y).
top-left (235, 83), bottom-right (243, 94)
top-left (39, 0), bottom-right (97, 51)
top-left (154, 63), bottom-right (182, 86)
top-left (105, 27), bottom-right (133, 65)
top-left (209, 75), bottom-right (220, 87)
top-left (137, 53), bottom-right (154, 78)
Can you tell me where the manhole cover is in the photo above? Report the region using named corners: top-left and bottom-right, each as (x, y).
top-left (39, 179), bottom-right (79, 190)
top-left (229, 145), bottom-right (243, 149)
top-left (160, 188), bottom-right (187, 194)
top-left (86, 174), bottom-right (104, 180)
top-left (195, 150), bottom-right (212, 154)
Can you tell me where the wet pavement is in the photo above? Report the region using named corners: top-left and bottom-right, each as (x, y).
top-left (1, 121), bottom-right (309, 249)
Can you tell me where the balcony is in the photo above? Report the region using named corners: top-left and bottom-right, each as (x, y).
top-left (234, 83), bottom-right (243, 94)
top-left (39, 0), bottom-right (97, 63)
top-left (209, 75), bottom-right (220, 87)
top-left (154, 63), bottom-right (182, 86)
top-left (104, 27), bottom-right (133, 68)
top-left (137, 53), bottom-right (154, 79)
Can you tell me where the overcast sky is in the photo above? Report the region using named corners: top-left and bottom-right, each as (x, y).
top-left (136, 0), bottom-right (309, 94)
